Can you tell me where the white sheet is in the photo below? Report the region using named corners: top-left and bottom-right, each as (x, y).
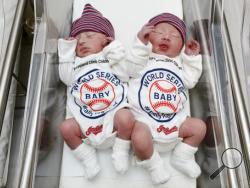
top-left (60, 1), bottom-right (195, 187)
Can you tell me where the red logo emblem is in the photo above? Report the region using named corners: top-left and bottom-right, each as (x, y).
top-left (157, 125), bottom-right (178, 135)
top-left (85, 125), bottom-right (103, 136)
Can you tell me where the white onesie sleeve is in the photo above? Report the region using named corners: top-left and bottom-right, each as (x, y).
top-left (103, 40), bottom-right (129, 82)
top-left (181, 52), bottom-right (202, 89)
top-left (126, 37), bottom-right (151, 78)
top-left (58, 39), bottom-right (77, 86)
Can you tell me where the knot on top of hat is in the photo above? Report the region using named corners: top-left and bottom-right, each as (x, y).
top-left (70, 4), bottom-right (115, 38)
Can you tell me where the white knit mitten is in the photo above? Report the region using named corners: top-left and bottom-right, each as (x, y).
top-left (136, 150), bottom-right (170, 185)
top-left (73, 143), bottom-right (100, 179)
top-left (171, 142), bottom-right (201, 178)
top-left (112, 138), bottom-right (131, 174)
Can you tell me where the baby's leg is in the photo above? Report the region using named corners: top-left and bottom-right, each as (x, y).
top-left (59, 118), bottom-right (100, 179)
top-left (179, 117), bottom-right (207, 147)
top-left (59, 118), bottom-right (85, 149)
top-left (132, 121), bottom-right (170, 185)
top-left (131, 121), bottom-right (153, 159)
top-left (111, 108), bottom-right (135, 174)
top-left (114, 108), bottom-right (135, 139)
top-left (171, 117), bottom-right (206, 178)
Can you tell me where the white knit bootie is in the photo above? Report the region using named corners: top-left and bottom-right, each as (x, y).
top-left (73, 143), bottom-right (100, 179)
top-left (171, 142), bottom-right (201, 178)
top-left (112, 138), bottom-right (131, 174)
top-left (136, 150), bottom-right (170, 185)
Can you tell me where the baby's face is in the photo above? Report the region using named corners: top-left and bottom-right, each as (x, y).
top-left (75, 31), bottom-right (108, 57)
top-left (149, 23), bottom-right (183, 58)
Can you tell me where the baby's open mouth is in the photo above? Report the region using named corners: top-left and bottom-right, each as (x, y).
top-left (159, 44), bottom-right (169, 51)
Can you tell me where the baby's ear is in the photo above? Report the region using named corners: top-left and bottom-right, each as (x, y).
top-left (102, 37), bottom-right (113, 46)
top-left (105, 37), bottom-right (114, 45)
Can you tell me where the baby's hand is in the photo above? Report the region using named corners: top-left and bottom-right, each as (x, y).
top-left (103, 40), bottom-right (125, 62)
top-left (184, 39), bottom-right (200, 56)
top-left (137, 24), bottom-right (154, 45)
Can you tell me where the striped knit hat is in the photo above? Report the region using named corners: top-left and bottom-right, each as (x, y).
top-left (148, 13), bottom-right (186, 42)
top-left (70, 4), bottom-right (115, 38)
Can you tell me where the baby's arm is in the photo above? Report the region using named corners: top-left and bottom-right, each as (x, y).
top-left (126, 24), bottom-right (153, 78)
top-left (137, 24), bottom-right (154, 45)
top-left (103, 40), bottom-right (129, 82)
top-left (182, 39), bottom-right (202, 89)
top-left (58, 38), bottom-right (77, 86)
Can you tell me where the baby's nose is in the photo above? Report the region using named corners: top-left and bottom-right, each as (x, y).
top-left (162, 33), bottom-right (171, 40)
top-left (78, 36), bottom-right (87, 44)
top-left (78, 39), bottom-right (86, 44)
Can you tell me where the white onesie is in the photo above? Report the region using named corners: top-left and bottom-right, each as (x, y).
top-left (127, 37), bottom-right (202, 150)
top-left (58, 39), bottom-right (129, 147)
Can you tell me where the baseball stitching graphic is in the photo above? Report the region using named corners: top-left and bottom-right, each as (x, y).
top-left (149, 80), bottom-right (181, 113)
top-left (80, 78), bottom-right (115, 112)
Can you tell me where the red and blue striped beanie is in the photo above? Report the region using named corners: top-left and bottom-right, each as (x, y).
top-left (70, 4), bottom-right (115, 38)
top-left (148, 13), bottom-right (186, 42)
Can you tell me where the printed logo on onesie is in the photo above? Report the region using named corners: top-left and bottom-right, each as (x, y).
top-left (138, 68), bottom-right (187, 122)
top-left (70, 69), bottom-right (125, 119)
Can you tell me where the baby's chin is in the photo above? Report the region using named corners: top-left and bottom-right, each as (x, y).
top-left (76, 52), bottom-right (92, 58)
top-left (153, 48), bottom-right (178, 58)
top-left (76, 49), bottom-right (103, 58)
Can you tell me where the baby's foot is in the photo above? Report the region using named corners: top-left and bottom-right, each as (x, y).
top-left (84, 161), bottom-right (101, 179)
top-left (73, 143), bottom-right (101, 179)
top-left (171, 155), bottom-right (201, 178)
top-left (171, 142), bottom-right (201, 178)
top-left (112, 138), bottom-right (131, 174)
top-left (112, 151), bottom-right (129, 174)
top-left (136, 150), bottom-right (170, 185)
top-left (149, 162), bottom-right (170, 185)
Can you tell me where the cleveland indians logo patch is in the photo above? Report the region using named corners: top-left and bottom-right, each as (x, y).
top-left (71, 69), bottom-right (124, 119)
top-left (139, 68), bottom-right (187, 122)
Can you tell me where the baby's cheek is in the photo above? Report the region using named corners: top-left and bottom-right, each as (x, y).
top-left (75, 47), bottom-right (80, 56)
